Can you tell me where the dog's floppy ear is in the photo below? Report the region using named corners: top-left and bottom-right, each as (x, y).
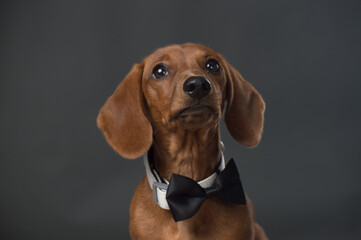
top-left (97, 63), bottom-right (152, 159)
top-left (224, 63), bottom-right (265, 147)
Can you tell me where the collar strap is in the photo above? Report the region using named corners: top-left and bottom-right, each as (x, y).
top-left (144, 150), bottom-right (226, 210)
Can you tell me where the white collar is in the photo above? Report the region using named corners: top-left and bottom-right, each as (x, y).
top-left (144, 149), bottom-right (226, 210)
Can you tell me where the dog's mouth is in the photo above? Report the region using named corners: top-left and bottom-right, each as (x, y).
top-left (169, 104), bottom-right (216, 122)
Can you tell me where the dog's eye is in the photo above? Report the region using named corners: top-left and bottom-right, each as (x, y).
top-left (206, 59), bottom-right (220, 73)
top-left (152, 64), bottom-right (169, 80)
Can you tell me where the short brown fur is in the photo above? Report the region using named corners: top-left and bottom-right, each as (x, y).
top-left (97, 44), bottom-right (267, 240)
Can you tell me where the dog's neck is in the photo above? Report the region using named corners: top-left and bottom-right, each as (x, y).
top-left (151, 125), bottom-right (222, 182)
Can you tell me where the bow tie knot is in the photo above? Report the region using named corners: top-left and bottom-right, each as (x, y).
top-left (166, 159), bottom-right (246, 221)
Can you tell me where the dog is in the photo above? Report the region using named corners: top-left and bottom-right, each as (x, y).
top-left (97, 43), bottom-right (268, 240)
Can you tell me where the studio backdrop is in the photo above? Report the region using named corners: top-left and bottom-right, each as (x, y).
top-left (1, 0), bottom-right (360, 239)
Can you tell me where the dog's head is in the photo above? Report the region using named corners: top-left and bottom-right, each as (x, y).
top-left (97, 44), bottom-right (265, 159)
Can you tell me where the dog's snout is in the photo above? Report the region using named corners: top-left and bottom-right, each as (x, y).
top-left (183, 76), bottom-right (211, 99)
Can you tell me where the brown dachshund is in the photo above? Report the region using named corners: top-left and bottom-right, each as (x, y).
top-left (97, 44), bottom-right (268, 240)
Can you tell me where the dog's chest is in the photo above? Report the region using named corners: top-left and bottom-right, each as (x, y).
top-left (130, 181), bottom-right (254, 240)
top-left (173, 200), bottom-right (253, 240)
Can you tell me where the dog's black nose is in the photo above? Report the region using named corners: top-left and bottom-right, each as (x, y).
top-left (183, 76), bottom-right (211, 99)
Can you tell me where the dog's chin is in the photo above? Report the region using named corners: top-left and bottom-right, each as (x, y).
top-left (170, 105), bottom-right (219, 129)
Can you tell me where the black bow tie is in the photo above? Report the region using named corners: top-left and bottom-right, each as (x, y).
top-left (166, 159), bottom-right (246, 222)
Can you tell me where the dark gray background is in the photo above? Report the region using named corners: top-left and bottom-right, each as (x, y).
top-left (1, 0), bottom-right (360, 239)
